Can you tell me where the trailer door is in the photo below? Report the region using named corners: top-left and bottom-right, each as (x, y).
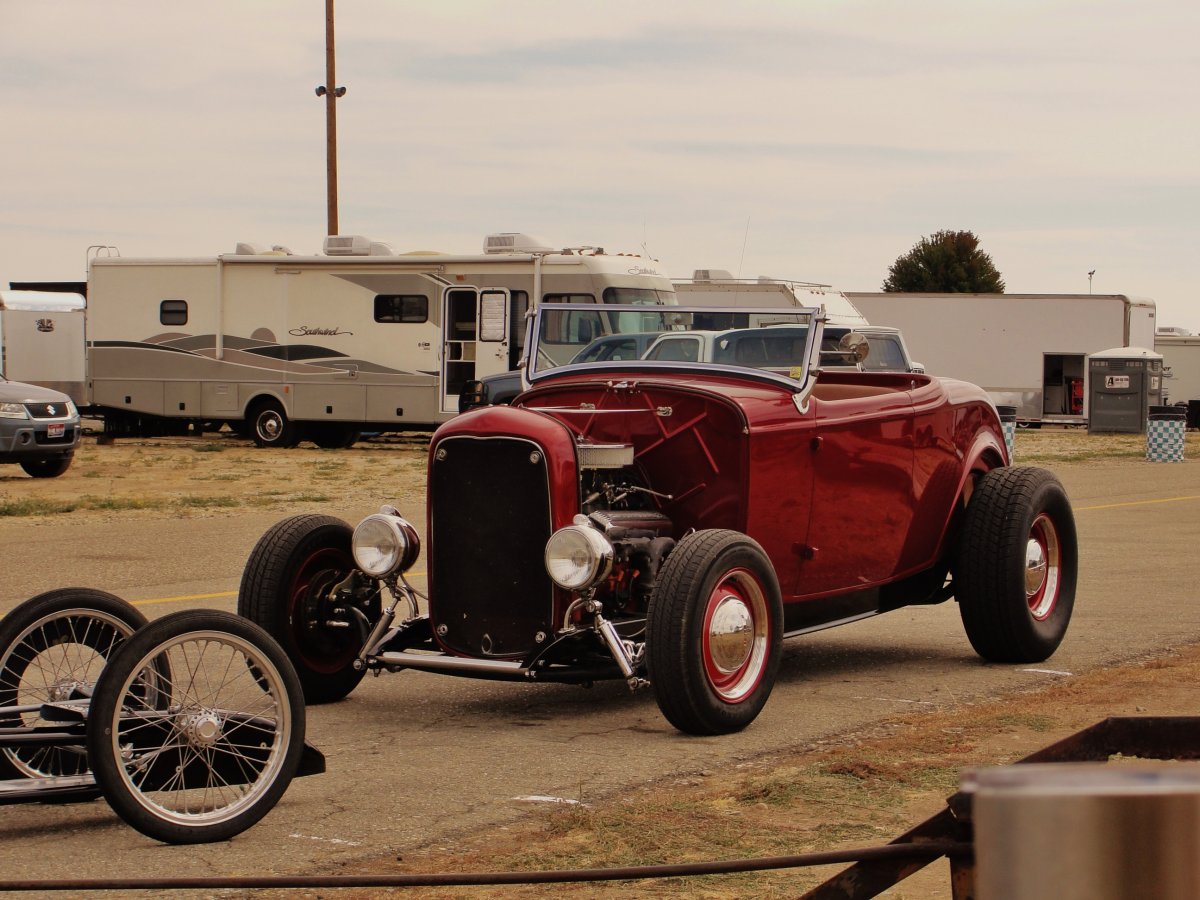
top-left (441, 288), bottom-right (510, 412)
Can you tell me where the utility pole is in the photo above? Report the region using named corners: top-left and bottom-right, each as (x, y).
top-left (315, 0), bottom-right (346, 237)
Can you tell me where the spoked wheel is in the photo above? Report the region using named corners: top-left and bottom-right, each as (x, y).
top-left (0, 588), bottom-right (147, 779)
top-left (647, 530), bottom-right (783, 735)
top-left (954, 466), bottom-right (1078, 663)
top-left (239, 514), bottom-right (378, 703)
top-left (86, 610), bottom-right (306, 844)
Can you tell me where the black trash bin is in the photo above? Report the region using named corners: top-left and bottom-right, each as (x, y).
top-left (1188, 399), bottom-right (1200, 430)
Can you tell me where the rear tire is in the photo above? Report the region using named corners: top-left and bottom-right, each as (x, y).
top-left (0, 588), bottom-right (146, 779)
top-left (647, 530), bottom-right (783, 735)
top-left (87, 610), bottom-right (305, 844)
top-left (307, 423), bottom-right (360, 449)
top-left (239, 514), bottom-right (374, 703)
top-left (20, 456), bottom-right (73, 478)
top-left (954, 466), bottom-right (1078, 663)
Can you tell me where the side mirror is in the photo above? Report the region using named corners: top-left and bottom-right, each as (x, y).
top-left (458, 379), bottom-right (488, 413)
top-left (838, 332), bottom-right (871, 363)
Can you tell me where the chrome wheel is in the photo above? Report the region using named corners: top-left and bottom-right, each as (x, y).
top-left (0, 589), bottom-right (146, 778)
top-left (88, 611), bottom-right (305, 843)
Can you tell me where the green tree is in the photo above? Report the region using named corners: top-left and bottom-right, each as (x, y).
top-left (882, 230), bottom-right (1006, 293)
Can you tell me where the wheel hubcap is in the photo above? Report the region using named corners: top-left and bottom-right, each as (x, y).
top-left (708, 595), bottom-right (754, 673)
top-left (1025, 513), bottom-right (1061, 620)
top-left (259, 413), bottom-right (282, 440)
top-left (702, 569), bottom-right (770, 703)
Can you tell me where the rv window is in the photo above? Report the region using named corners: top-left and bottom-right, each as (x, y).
top-left (602, 287), bottom-right (672, 305)
top-left (543, 293), bottom-right (596, 304)
top-left (374, 295), bottom-right (428, 324)
top-left (160, 299), bottom-right (188, 326)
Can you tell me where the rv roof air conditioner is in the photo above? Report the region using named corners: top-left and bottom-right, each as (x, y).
top-left (693, 268), bottom-right (735, 282)
top-left (323, 235), bottom-right (395, 257)
top-left (235, 242), bottom-right (267, 255)
top-left (483, 233), bottom-right (555, 255)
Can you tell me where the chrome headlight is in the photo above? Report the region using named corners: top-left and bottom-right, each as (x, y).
top-left (352, 507), bottom-right (420, 578)
top-left (0, 402), bottom-right (28, 420)
top-left (544, 520), bottom-right (613, 592)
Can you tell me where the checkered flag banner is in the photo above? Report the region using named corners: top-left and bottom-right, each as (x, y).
top-left (1146, 418), bottom-right (1185, 462)
top-left (1002, 420), bottom-right (1016, 462)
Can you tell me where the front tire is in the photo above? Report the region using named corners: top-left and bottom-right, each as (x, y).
top-left (647, 530), bottom-right (783, 735)
top-left (20, 455), bottom-right (73, 478)
top-left (954, 466), bottom-right (1078, 663)
top-left (87, 610), bottom-right (305, 844)
top-left (238, 514), bottom-right (374, 703)
top-left (0, 588), bottom-right (147, 779)
top-left (247, 399), bottom-right (299, 448)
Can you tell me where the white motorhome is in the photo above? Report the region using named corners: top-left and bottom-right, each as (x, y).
top-left (0, 291), bottom-right (87, 404)
top-left (672, 271), bottom-right (869, 326)
top-left (1156, 334), bottom-right (1200, 406)
top-left (76, 233), bottom-right (672, 445)
top-left (847, 293), bottom-right (1157, 425)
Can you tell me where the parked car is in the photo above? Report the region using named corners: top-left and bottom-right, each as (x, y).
top-left (0, 377), bottom-right (81, 477)
top-left (241, 304), bottom-right (1077, 735)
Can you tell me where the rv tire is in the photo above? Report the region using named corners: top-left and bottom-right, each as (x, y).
top-left (248, 399), bottom-right (300, 448)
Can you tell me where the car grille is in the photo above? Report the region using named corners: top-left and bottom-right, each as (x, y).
top-left (24, 403), bottom-right (71, 419)
top-left (430, 435), bottom-right (554, 658)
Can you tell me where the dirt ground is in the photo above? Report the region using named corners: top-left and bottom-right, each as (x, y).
top-left (349, 646), bottom-right (1200, 900)
top-left (2, 426), bottom-right (1197, 899)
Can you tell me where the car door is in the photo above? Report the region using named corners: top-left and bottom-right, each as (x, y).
top-left (800, 388), bottom-right (917, 594)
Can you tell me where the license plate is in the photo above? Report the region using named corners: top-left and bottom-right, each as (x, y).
top-left (48, 423), bottom-right (65, 438)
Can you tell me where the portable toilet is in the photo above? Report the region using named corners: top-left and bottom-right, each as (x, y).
top-left (1087, 346), bottom-right (1165, 433)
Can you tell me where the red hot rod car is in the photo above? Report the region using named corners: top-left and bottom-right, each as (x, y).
top-left (239, 305), bottom-right (1077, 735)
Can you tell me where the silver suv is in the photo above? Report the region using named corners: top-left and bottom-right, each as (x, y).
top-left (0, 378), bottom-right (81, 477)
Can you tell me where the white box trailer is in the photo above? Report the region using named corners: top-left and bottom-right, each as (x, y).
top-left (1156, 334), bottom-right (1200, 405)
top-left (80, 233), bottom-right (673, 445)
top-left (847, 293), bottom-right (1157, 425)
top-left (0, 290), bottom-right (87, 405)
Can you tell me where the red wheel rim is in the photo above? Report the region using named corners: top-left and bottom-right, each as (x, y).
top-left (701, 568), bottom-right (770, 703)
top-left (1025, 513), bottom-right (1061, 621)
top-left (287, 546), bottom-right (358, 673)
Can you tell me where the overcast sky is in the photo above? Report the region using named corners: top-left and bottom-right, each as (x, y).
top-left (2, 1), bottom-right (1197, 330)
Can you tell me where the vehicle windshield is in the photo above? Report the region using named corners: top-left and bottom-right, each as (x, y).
top-left (529, 304), bottom-right (821, 391)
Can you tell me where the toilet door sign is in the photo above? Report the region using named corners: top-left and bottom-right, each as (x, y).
top-left (1104, 375), bottom-right (1130, 389)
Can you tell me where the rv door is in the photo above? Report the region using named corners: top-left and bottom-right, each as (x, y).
top-left (441, 287), bottom-right (510, 412)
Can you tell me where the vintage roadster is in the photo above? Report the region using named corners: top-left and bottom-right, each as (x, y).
top-left (239, 304), bottom-right (1077, 735)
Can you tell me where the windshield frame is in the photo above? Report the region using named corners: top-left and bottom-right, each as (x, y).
top-left (525, 303), bottom-right (824, 396)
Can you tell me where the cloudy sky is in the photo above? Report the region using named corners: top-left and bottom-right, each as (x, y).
top-left (3, 1), bottom-right (1198, 330)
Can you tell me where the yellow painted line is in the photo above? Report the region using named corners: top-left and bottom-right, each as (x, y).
top-left (131, 591), bottom-right (236, 608)
top-left (129, 571), bottom-right (429, 608)
top-left (1077, 494), bottom-right (1200, 512)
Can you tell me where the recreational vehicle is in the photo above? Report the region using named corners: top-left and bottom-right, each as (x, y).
top-left (847, 293), bottom-right (1157, 426)
top-left (25, 234), bottom-right (673, 446)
